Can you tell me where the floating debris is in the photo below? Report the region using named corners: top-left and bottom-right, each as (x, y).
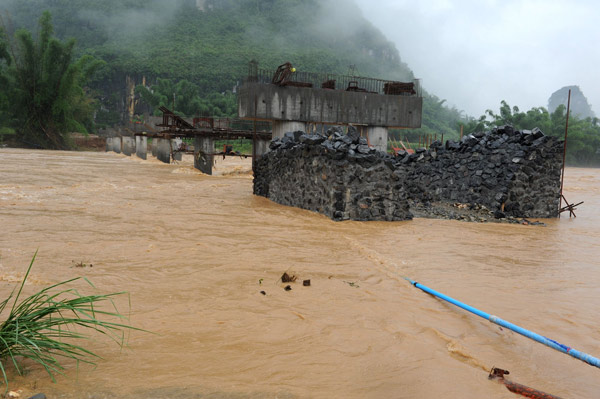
top-left (520, 218), bottom-right (546, 226)
top-left (72, 261), bottom-right (93, 268)
top-left (281, 272), bottom-right (297, 283)
top-left (488, 367), bottom-right (562, 399)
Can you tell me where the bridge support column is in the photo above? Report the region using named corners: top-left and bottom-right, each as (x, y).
top-left (111, 137), bottom-right (122, 153)
top-left (157, 138), bottom-right (171, 164)
top-left (122, 137), bottom-right (135, 156)
top-left (135, 136), bottom-right (147, 160)
top-left (194, 136), bottom-right (214, 175)
top-left (252, 137), bottom-right (271, 171)
top-left (171, 138), bottom-right (183, 161)
top-left (272, 121), bottom-right (307, 139)
top-left (366, 126), bottom-right (388, 152)
top-left (151, 138), bottom-right (158, 157)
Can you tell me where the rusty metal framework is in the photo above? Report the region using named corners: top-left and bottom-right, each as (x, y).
top-left (245, 62), bottom-right (422, 97)
top-left (157, 106), bottom-right (194, 130)
top-left (384, 81), bottom-right (417, 95)
top-left (559, 195), bottom-right (583, 217)
top-left (142, 107), bottom-right (272, 141)
top-left (270, 62), bottom-right (314, 88)
top-left (193, 117), bottom-right (271, 132)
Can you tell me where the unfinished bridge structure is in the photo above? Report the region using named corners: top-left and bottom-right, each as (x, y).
top-left (237, 61), bottom-right (423, 151)
top-left (106, 61), bottom-right (423, 171)
top-left (106, 106), bottom-right (272, 175)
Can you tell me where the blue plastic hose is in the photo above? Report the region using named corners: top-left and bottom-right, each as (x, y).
top-left (404, 278), bottom-right (600, 369)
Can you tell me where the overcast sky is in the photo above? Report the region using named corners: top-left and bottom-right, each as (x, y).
top-left (354, 0), bottom-right (599, 118)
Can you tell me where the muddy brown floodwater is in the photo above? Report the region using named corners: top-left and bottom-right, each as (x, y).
top-left (0, 148), bottom-right (598, 398)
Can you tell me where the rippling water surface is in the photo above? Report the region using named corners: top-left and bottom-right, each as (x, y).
top-left (0, 148), bottom-right (598, 398)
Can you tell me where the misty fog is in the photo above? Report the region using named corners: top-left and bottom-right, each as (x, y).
top-left (355, 0), bottom-right (600, 117)
top-left (1, 0), bottom-right (598, 118)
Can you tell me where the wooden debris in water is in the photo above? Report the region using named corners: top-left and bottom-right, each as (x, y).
top-left (281, 272), bottom-right (297, 283)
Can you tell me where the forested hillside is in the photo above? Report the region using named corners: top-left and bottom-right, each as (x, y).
top-left (0, 0), bottom-right (463, 136)
top-left (3, 0), bottom-right (412, 84)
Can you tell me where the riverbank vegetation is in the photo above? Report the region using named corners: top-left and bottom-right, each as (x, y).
top-left (0, 252), bottom-right (138, 386)
top-left (464, 101), bottom-right (600, 166)
top-left (135, 78), bottom-right (237, 117)
top-left (0, 12), bottom-right (102, 149)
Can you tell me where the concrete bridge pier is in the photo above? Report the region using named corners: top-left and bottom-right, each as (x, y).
top-left (106, 137), bottom-right (113, 152)
top-left (272, 121), bottom-right (307, 139)
top-left (122, 137), bottom-right (135, 156)
top-left (156, 138), bottom-right (171, 164)
top-left (171, 139), bottom-right (183, 161)
top-left (151, 138), bottom-right (158, 157)
top-left (110, 137), bottom-right (122, 153)
top-left (252, 137), bottom-right (271, 171)
top-left (253, 138), bottom-right (270, 158)
top-left (194, 136), bottom-right (214, 175)
top-left (366, 127), bottom-right (389, 152)
top-left (135, 136), bottom-right (147, 160)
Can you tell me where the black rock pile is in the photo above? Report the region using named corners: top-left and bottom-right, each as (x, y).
top-left (254, 125), bottom-right (563, 221)
top-left (255, 126), bottom-right (412, 221)
top-left (268, 126), bottom-right (387, 165)
top-left (391, 125), bottom-right (563, 218)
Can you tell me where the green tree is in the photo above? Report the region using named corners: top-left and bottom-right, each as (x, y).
top-left (136, 78), bottom-right (202, 116)
top-left (1, 12), bottom-right (103, 149)
top-left (136, 78), bottom-right (237, 117)
top-left (463, 114), bottom-right (489, 134)
top-left (0, 26), bottom-right (9, 63)
top-left (0, 25), bottom-right (14, 142)
top-left (465, 100), bottom-right (600, 166)
top-left (397, 94), bottom-right (466, 144)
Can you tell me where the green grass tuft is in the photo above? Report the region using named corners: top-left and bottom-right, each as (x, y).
top-left (0, 251), bottom-right (144, 388)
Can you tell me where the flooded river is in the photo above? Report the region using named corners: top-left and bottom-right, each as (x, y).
top-left (0, 148), bottom-right (598, 398)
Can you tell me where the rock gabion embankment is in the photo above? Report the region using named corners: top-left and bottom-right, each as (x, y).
top-left (394, 125), bottom-right (563, 218)
top-left (253, 127), bottom-right (412, 221)
top-left (254, 125), bottom-right (563, 221)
